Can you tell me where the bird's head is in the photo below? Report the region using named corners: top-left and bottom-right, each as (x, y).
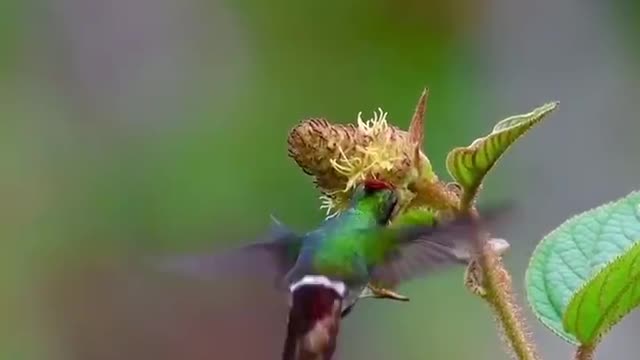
top-left (351, 179), bottom-right (399, 225)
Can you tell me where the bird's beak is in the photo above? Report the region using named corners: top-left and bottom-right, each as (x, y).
top-left (387, 192), bottom-right (400, 225)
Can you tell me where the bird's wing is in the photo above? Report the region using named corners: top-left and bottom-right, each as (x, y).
top-left (369, 205), bottom-right (513, 288)
top-left (150, 217), bottom-right (302, 289)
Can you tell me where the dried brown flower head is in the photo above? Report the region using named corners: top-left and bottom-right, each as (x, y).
top-left (288, 89), bottom-right (459, 217)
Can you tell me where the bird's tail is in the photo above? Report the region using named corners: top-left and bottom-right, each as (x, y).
top-left (282, 278), bottom-right (345, 360)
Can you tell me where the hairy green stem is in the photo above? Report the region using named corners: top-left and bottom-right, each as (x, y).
top-left (462, 197), bottom-right (539, 360)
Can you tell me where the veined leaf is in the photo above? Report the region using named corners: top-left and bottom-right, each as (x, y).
top-left (563, 240), bottom-right (640, 345)
top-left (525, 191), bottom-right (640, 344)
top-left (446, 102), bottom-right (558, 200)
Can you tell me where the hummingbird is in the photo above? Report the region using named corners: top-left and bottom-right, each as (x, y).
top-left (157, 179), bottom-right (509, 360)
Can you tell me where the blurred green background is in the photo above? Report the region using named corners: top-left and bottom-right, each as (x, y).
top-left (2, 0), bottom-right (640, 359)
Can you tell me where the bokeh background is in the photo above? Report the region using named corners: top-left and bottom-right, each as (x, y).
top-left (2, 0), bottom-right (640, 359)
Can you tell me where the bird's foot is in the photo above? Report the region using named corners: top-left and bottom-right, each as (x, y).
top-left (364, 284), bottom-right (410, 302)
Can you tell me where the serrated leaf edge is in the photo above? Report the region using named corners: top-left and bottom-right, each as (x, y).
top-left (562, 239), bottom-right (640, 345)
top-left (525, 190), bottom-right (640, 345)
top-left (445, 102), bottom-right (558, 191)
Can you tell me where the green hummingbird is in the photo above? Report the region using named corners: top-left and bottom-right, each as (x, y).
top-left (157, 179), bottom-right (510, 360)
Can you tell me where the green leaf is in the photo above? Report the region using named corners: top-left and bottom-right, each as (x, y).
top-left (525, 191), bottom-right (640, 344)
top-left (563, 240), bottom-right (640, 345)
top-left (446, 102), bottom-right (558, 201)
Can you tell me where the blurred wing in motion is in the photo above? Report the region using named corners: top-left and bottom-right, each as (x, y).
top-left (371, 204), bottom-right (514, 288)
top-left (151, 217), bottom-right (302, 288)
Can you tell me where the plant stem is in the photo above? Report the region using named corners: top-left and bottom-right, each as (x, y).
top-left (574, 345), bottom-right (594, 360)
top-left (464, 203), bottom-right (539, 360)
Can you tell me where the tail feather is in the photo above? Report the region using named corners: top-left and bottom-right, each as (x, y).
top-left (282, 285), bottom-right (343, 360)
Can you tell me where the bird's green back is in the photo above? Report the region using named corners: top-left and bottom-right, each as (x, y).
top-left (297, 192), bottom-right (397, 281)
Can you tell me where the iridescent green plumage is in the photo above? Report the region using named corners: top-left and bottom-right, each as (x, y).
top-left (159, 181), bottom-right (500, 305)
top-left (156, 181), bottom-right (510, 360)
top-left (285, 185), bottom-right (398, 288)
